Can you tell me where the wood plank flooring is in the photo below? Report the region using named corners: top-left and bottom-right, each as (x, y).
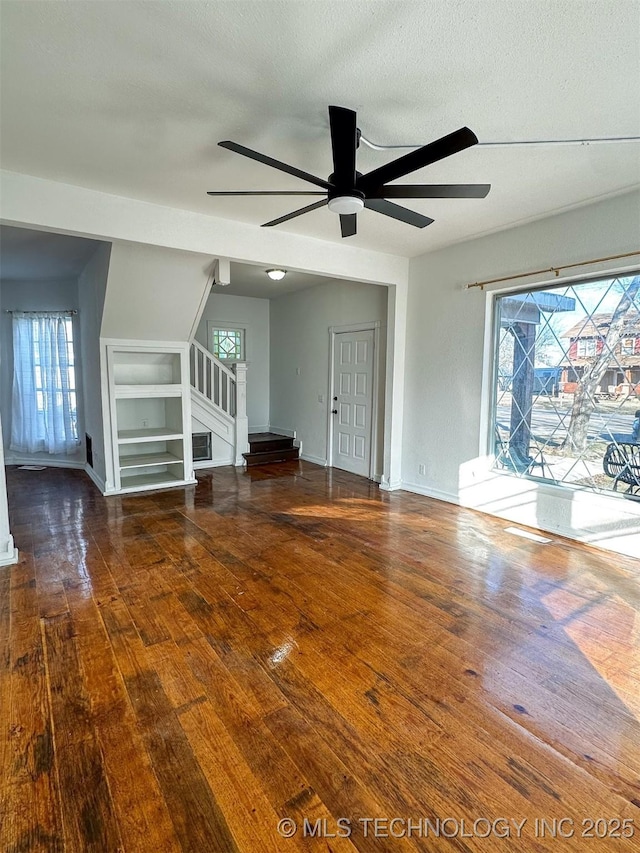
top-left (1, 461), bottom-right (639, 852)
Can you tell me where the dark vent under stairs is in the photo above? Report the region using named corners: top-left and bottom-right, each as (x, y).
top-left (243, 433), bottom-right (299, 467)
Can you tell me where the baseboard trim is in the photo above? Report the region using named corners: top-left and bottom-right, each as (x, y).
top-left (194, 458), bottom-right (235, 470)
top-left (84, 464), bottom-right (106, 494)
top-left (400, 480), bottom-right (460, 505)
top-left (0, 537), bottom-right (18, 567)
top-left (268, 425), bottom-right (296, 438)
top-left (300, 452), bottom-right (327, 467)
top-left (6, 455), bottom-right (85, 470)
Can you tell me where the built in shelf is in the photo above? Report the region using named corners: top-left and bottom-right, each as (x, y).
top-left (119, 452), bottom-right (183, 470)
top-left (117, 427), bottom-right (184, 443)
top-left (119, 469), bottom-right (186, 491)
top-left (107, 343), bottom-right (191, 495)
top-left (114, 384), bottom-right (182, 399)
top-left (112, 351), bottom-right (182, 385)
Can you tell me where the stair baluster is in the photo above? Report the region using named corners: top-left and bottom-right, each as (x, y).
top-left (189, 340), bottom-right (249, 465)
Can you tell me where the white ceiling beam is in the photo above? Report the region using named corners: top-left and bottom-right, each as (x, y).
top-left (0, 170), bottom-right (408, 288)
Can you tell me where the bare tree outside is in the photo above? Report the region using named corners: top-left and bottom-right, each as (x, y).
top-left (562, 276), bottom-right (640, 452)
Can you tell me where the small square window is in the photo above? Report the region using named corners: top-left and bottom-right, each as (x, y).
top-left (211, 328), bottom-right (244, 360)
top-left (621, 338), bottom-right (635, 355)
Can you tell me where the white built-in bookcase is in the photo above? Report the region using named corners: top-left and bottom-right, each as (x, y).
top-left (106, 343), bottom-right (196, 494)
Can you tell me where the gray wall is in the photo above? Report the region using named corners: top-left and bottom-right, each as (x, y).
top-left (195, 291), bottom-right (270, 430)
top-left (270, 279), bottom-right (387, 474)
top-left (78, 241), bottom-right (111, 482)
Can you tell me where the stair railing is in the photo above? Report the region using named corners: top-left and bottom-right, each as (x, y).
top-left (189, 340), bottom-right (249, 465)
top-left (189, 339), bottom-right (237, 416)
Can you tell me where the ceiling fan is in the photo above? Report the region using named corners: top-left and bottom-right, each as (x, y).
top-left (208, 105), bottom-right (490, 238)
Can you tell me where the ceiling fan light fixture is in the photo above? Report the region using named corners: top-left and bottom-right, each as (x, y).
top-left (327, 195), bottom-right (365, 215)
top-left (266, 268), bottom-right (286, 281)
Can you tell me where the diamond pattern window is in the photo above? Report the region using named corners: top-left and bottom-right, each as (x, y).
top-left (211, 328), bottom-right (244, 361)
top-left (493, 273), bottom-right (640, 496)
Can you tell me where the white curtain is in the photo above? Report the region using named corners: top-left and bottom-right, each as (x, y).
top-left (10, 312), bottom-right (78, 455)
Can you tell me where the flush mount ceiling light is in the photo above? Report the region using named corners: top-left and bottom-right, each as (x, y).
top-left (266, 269), bottom-right (286, 281)
top-left (327, 195), bottom-right (365, 215)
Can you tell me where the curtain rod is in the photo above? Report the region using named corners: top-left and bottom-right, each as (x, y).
top-left (4, 309), bottom-right (77, 314)
top-left (465, 250), bottom-right (640, 290)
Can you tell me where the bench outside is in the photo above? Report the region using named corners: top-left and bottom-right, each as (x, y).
top-left (603, 442), bottom-right (640, 495)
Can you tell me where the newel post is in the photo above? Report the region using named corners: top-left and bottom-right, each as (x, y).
top-left (233, 362), bottom-right (249, 466)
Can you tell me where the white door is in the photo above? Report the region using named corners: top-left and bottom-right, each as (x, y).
top-left (331, 329), bottom-right (374, 477)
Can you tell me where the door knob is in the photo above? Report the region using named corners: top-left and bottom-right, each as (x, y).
top-left (331, 409), bottom-right (338, 414)
top-left (333, 396), bottom-right (338, 401)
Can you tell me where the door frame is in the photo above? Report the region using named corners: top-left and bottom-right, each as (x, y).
top-left (327, 321), bottom-right (381, 480)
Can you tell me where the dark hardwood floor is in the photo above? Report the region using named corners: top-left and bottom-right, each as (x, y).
top-left (1, 461), bottom-right (639, 852)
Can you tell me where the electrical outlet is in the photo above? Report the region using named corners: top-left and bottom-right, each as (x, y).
top-left (296, 367), bottom-right (301, 376)
top-left (418, 464), bottom-right (426, 475)
top-left (318, 394), bottom-right (324, 403)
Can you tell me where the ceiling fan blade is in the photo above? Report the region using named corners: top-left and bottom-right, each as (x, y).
top-left (340, 214), bottom-right (357, 238)
top-left (262, 199), bottom-right (328, 227)
top-left (364, 198), bottom-right (434, 228)
top-left (329, 105), bottom-right (358, 187)
top-left (373, 183), bottom-right (491, 199)
top-left (207, 191), bottom-right (325, 196)
top-left (358, 127), bottom-right (478, 193)
top-left (219, 141), bottom-right (333, 190)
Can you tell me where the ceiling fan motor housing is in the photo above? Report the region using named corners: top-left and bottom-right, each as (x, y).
top-left (327, 170), bottom-right (365, 215)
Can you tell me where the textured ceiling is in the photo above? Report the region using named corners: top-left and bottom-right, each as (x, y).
top-left (0, 225), bottom-right (102, 281)
top-left (0, 226), bottom-right (336, 298)
top-left (224, 262), bottom-right (370, 299)
top-left (1, 1), bottom-right (639, 257)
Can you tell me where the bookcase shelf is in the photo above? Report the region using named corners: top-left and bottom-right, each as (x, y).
top-left (106, 343), bottom-right (195, 494)
top-left (117, 427), bottom-right (183, 443)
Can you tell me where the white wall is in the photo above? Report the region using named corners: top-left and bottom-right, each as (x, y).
top-left (270, 280), bottom-right (387, 473)
top-left (1, 171), bottom-right (408, 289)
top-left (195, 292), bottom-right (270, 430)
top-left (78, 241), bottom-right (111, 485)
top-left (403, 189), bottom-right (640, 559)
top-left (0, 277), bottom-right (84, 466)
top-left (102, 241), bottom-right (213, 342)
top-left (1, 170), bottom-right (409, 490)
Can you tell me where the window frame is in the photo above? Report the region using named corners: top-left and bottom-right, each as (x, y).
top-left (206, 321), bottom-right (248, 363)
top-left (576, 338), bottom-right (597, 358)
top-left (482, 266), bottom-right (640, 499)
top-left (10, 310), bottom-right (81, 454)
top-left (31, 314), bottom-right (78, 426)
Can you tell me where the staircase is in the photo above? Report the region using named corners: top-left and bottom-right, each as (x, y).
top-left (189, 342), bottom-right (299, 469)
top-left (243, 433), bottom-right (299, 467)
top-left (189, 340), bottom-right (248, 466)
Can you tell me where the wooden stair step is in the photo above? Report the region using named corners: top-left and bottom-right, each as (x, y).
top-left (243, 446), bottom-right (299, 467)
top-left (247, 433), bottom-right (295, 453)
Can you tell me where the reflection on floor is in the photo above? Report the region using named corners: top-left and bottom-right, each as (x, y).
top-left (2, 461), bottom-right (639, 851)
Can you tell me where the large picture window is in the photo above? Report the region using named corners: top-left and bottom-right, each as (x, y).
top-left (492, 273), bottom-right (640, 496)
